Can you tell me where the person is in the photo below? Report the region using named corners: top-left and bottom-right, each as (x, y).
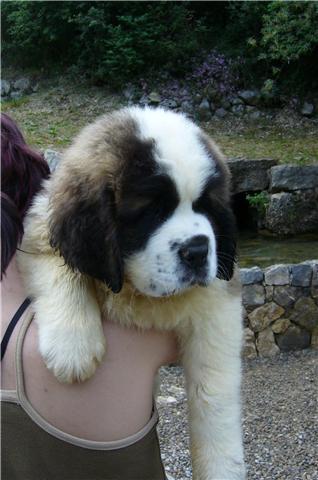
top-left (1, 113), bottom-right (178, 480)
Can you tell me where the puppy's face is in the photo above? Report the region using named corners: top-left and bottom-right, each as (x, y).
top-left (49, 107), bottom-right (236, 297)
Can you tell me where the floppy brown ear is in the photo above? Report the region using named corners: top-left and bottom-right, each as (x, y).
top-left (49, 184), bottom-right (123, 293)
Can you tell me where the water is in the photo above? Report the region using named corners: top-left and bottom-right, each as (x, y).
top-left (238, 233), bottom-right (318, 268)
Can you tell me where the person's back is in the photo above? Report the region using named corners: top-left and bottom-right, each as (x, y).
top-left (1, 113), bottom-right (177, 479)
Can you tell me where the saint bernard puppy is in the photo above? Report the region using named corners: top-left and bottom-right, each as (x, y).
top-left (19, 107), bottom-right (245, 479)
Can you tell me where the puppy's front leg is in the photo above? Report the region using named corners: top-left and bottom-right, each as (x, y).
top-left (179, 289), bottom-right (245, 480)
top-left (21, 253), bottom-right (105, 383)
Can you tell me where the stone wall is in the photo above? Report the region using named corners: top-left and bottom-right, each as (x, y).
top-left (229, 161), bottom-right (318, 235)
top-left (241, 261), bottom-right (318, 358)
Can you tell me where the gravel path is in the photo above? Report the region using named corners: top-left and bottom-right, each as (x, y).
top-left (157, 349), bottom-right (318, 480)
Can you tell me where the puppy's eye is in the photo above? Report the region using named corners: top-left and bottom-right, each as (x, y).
top-left (119, 195), bottom-right (154, 220)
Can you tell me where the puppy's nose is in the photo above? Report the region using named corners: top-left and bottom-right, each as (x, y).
top-left (178, 235), bottom-right (209, 269)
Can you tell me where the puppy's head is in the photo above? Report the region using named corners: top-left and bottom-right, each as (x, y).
top-left (49, 107), bottom-right (236, 297)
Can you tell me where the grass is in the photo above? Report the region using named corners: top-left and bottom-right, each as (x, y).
top-left (2, 77), bottom-right (318, 164)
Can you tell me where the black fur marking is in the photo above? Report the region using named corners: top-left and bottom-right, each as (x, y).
top-left (50, 187), bottom-right (123, 293)
top-left (193, 183), bottom-right (237, 281)
top-left (118, 174), bottom-right (179, 256)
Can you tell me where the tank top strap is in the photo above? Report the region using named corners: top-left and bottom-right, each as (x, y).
top-left (1, 297), bottom-right (31, 361)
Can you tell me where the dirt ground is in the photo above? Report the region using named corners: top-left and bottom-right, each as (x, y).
top-left (157, 349), bottom-right (318, 480)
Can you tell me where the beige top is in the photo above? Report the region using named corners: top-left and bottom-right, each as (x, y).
top-left (1, 307), bottom-right (159, 451)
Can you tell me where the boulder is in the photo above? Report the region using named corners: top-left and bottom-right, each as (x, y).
top-left (148, 91), bottom-right (161, 105)
top-left (265, 190), bottom-right (318, 235)
top-left (238, 89), bottom-right (261, 106)
top-left (227, 158), bottom-right (277, 194)
top-left (13, 77), bottom-right (31, 93)
top-left (197, 98), bottom-right (211, 121)
top-left (311, 326), bottom-right (318, 348)
top-left (273, 286), bottom-right (302, 308)
top-left (160, 99), bottom-right (177, 109)
top-left (248, 302), bottom-right (285, 332)
top-left (243, 328), bottom-right (257, 359)
top-left (242, 284), bottom-right (265, 308)
top-left (290, 264), bottom-right (312, 287)
top-left (215, 107), bottom-right (227, 118)
top-left (272, 318), bottom-right (291, 334)
top-left (231, 104), bottom-right (245, 115)
top-left (240, 266), bottom-right (263, 285)
top-left (256, 328), bottom-right (280, 357)
top-left (264, 264), bottom-right (290, 286)
top-left (290, 297), bottom-right (318, 331)
top-left (275, 325), bottom-right (311, 352)
top-left (1, 79), bottom-right (10, 96)
top-left (269, 165), bottom-right (318, 192)
top-left (300, 102), bottom-right (315, 117)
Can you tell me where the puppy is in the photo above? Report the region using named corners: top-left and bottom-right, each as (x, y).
top-left (19, 107), bottom-right (245, 479)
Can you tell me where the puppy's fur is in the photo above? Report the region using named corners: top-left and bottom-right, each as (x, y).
top-left (19, 107), bottom-right (245, 479)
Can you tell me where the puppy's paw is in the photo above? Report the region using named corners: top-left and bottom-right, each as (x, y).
top-left (39, 324), bottom-right (106, 383)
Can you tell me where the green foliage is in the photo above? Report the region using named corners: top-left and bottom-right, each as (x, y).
top-left (2, 1), bottom-right (318, 91)
top-left (225, 1), bottom-right (318, 90)
top-left (246, 192), bottom-right (269, 216)
top-left (2, 1), bottom-right (206, 86)
top-left (260, 2), bottom-right (318, 63)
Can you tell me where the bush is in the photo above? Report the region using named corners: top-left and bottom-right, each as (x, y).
top-left (2, 1), bottom-right (318, 92)
top-left (2, 1), bottom-right (207, 86)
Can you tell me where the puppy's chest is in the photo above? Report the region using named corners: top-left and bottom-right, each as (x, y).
top-left (95, 281), bottom-right (213, 332)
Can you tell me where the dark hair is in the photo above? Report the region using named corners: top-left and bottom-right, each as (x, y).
top-left (1, 113), bottom-right (50, 276)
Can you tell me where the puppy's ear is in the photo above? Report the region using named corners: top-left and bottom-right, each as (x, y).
top-left (49, 185), bottom-right (123, 293)
top-left (214, 205), bottom-right (237, 282)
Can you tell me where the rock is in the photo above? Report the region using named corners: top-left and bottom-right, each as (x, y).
top-left (242, 285), bottom-right (265, 308)
top-left (148, 91), bottom-right (161, 105)
top-left (265, 286), bottom-right (274, 302)
top-left (273, 286), bottom-right (302, 308)
top-left (311, 262), bottom-right (318, 287)
top-left (248, 302), bottom-right (285, 332)
top-left (44, 149), bottom-right (62, 173)
top-left (243, 328), bottom-right (257, 359)
top-left (272, 318), bottom-right (291, 334)
top-left (123, 85), bottom-right (135, 100)
top-left (160, 99), bottom-right (177, 109)
top-left (231, 97), bottom-right (244, 106)
top-left (249, 109), bottom-right (262, 120)
top-left (215, 107), bottom-right (227, 118)
top-left (220, 98), bottom-right (231, 110)
top-left (1, 79), bottom-right (10, 96)
top-left (300, 101), bottom-right (315, 117)
top-left (242, 306), bottom-right (248, 327)
top-left (275, 325), bottom-right (311, 352)
top-left (269, 165), bottom-right (318, 192)
top-left (290, 297), bottom-right (318, 331)
top-left (139, 94), bottom-right (149, 106)
top-left (180, 100), bottom-right (194, 115)
top-left (264, 265), bottom-right (290, 286)
top-left (238, 89), bottom-right (261, 106)
top-left (197, 98), bottom-right (211, 121)
top-left (157, 395), bottom-right (178, 405)
top-left (311, 326), bottom-right (318, 348)
top-left (13, 77), bottom-right (31, 93)
top-left (256, 328), bottom-right (280, 357)
top-left (240, 267), bottom-right (263, 285)
top-left (231, 104), bottom-right (245, 115)
top-left (290, 264), bottom-right (312, 287)
top-left (265, 191), bottom-right (318, 235)
top-left (227, 158), bottom-right (277, 194)
top-left (32, 83), bottom-right (40, 93)
top-left (10, 91), bottom-right (23, 100)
